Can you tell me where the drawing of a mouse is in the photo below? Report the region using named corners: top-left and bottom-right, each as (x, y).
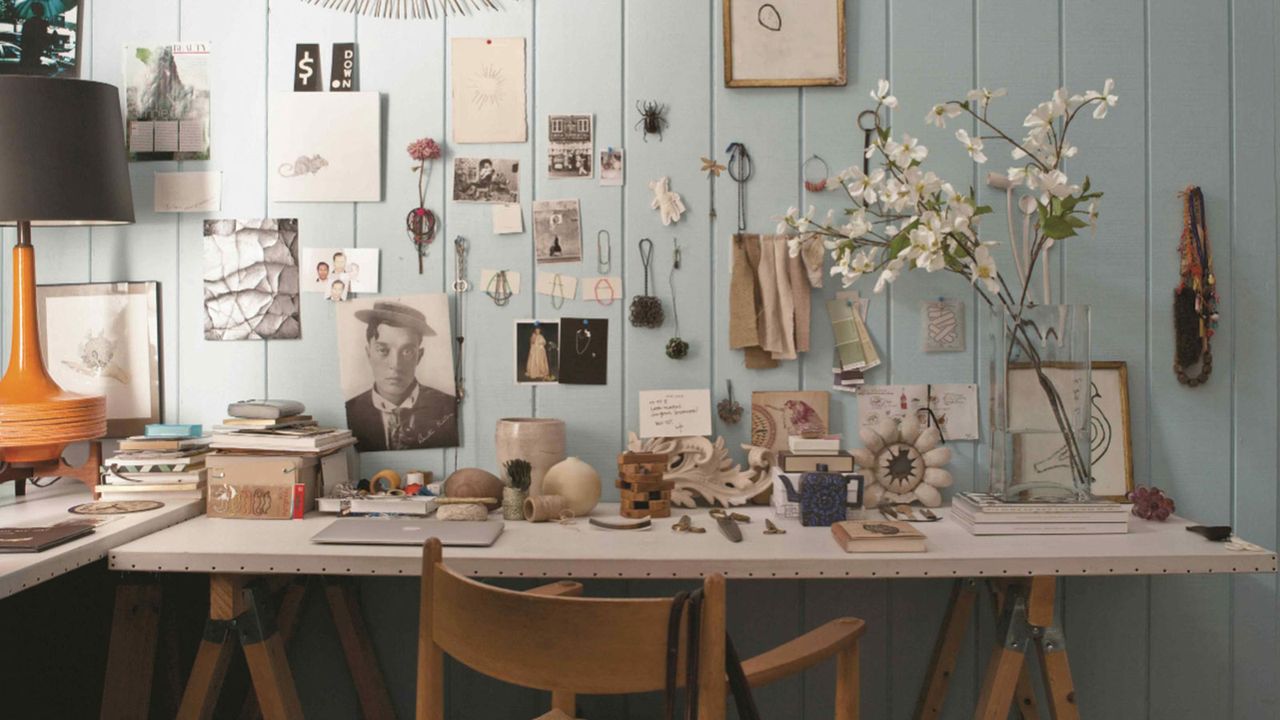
top-left (278, 155), bottom-right (328, 177)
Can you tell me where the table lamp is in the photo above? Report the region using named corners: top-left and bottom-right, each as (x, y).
top-left (0, 77), bottom-right (134, 492)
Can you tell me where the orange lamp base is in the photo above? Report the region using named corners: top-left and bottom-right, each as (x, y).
top-left (0, 229), bottom-right (107, 484)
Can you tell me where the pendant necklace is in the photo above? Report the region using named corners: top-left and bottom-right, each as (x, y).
top-left (802, 154), bottom-right (830, 193)
top-left (550, 273), bottom-right (567, 310)
top-left (575, 322), bottom-right (593, 356)
top-left (1173, 185), bottom-right (1218, 387)
top-left (665, 238), bottom-right (689, 359)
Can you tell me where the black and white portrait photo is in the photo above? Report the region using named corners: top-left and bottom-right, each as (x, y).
top-left (514, 320), bottom-right (559, 384)
top-left (532, 199), bottom-right (582, 264)
top-left (547, 113), bottom-right (593, 178)
top-left (452, 157), bottom-right (520, 204)
top-left (336, 295), bottom-right (459, 451)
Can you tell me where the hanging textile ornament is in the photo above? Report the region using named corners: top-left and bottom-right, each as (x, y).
top-left (597, 229), bottom-right (612, 274)
top-left (726, 142), bottom-right (753, 233)
top-left (802, 154), bottom-right (830, 193)
top-left (485, 270), bottom-right (513, 307)
top-left (701, 155), bottom-right (726, 219)
top-left (1173, 185), bottom-right (1218, 387)
top-left (666, 238), bottom-right (688, 359)
top-left (649, 176), bottom-right (686, 226)
top-left (406, 137), bottom-right (442, 273)
top-left (629, 238), bottom-right (664, 328)
top-left (717, 380), bottom-right (743, 425)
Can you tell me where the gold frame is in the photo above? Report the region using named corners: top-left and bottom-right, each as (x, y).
top-left (1006, 360), bottom-right (1134, 501)
top-left (723, 0), bottom-right (848, 88)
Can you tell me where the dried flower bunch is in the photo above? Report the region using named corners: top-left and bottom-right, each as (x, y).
top-left (504, 459), bottom-right (532, 493)
top-left (1128, 486), bottom-right (1175, 521)
top-left (406, 137), bottom-right (443, 272)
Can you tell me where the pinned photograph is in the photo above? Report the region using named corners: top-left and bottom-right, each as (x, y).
top-left (36, 282), bottom-right (161, 437)
top-left (547, 113), bottom-right (593, 178)
top-left (559, 318), bottom-right (608, 385)
top-left (452, 157), bottom-right (520, 204)
top-left (532, 199), bottom-right (582, 264)
top-left (124, 42), bottom-right (211, 161)
top-left (0, 0), bottom-right (82, 77)
top-left (515, 320), bottom-right (559, 384)
top-left (301, 247), bottom-right (379, 302)
top-left (599, 148), bottom-right (624, 186)
top-left (336, 295), bottom-right (459, 451)
top-left (203, 219), bottom-right (300, 340)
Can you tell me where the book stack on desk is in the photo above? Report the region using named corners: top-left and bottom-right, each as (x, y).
top-left (209, 425), bottom-right (356, 454)
top-left (951, 492), bottom-right (1130, 535)
top-left (99, 424), bottom-right (210, 501)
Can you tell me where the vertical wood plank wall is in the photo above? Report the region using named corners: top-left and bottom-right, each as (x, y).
top-left (8, 1), bottom-right (1276, 717)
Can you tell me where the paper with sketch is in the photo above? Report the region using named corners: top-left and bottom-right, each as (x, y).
top-left (480, 269), bottom-right (520, 295)
top-left (858, 383), bottom-right (979, 441)
top-left (155, 171), bottom-right (221, 213)
top-left (639, 389), bottom-right (712, 438)
top-left (451, 37), bottom-right (527, 143)
top-left (270, 92), bottom-right (381, 202)
top-left (492, 203), bottom-right (523, 234)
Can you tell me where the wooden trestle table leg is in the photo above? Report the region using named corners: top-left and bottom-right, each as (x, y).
top-left (913, 579), bottom-right (979, 720)
top-left (177, 615), bottom-right (237, 720)
top-left (323, 577), bottom-right (397, 720)
top-left (100, 577), bottom-right (163, 720)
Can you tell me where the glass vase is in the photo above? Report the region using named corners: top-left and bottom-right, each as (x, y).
top-left (987, 304), bottom-right (1094, 502)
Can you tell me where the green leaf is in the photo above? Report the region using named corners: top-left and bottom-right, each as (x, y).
top-left (974, 204), bottom-right (994, 217)
top-left (1066, 215), bottom-right (1090, 229)
top-left (1042, 216), bottom-right (1077, 240)
top-left (888, 231), bottom-right (911, 257)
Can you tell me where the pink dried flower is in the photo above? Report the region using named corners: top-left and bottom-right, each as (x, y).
top-left (408, 137), bottom-right (441, 162)
top-left (1127, 485), bottom-right (1175, 521)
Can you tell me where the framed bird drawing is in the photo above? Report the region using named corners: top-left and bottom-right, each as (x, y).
top-left (750, 390), bottom-right (830, 452)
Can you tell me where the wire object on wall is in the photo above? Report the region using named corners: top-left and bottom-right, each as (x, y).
top-left (298, 0), bottom-right (520, 20)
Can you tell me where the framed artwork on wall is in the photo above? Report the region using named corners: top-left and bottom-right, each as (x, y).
top-left (751, 390), bottom-right (830, 452)
top-left (723, 0), bottom-right (847, 88)
top-left (0, 0), bottom-right (83, 78)
top-left (35, 281), bottom-right (162, 438)
top-left (1008, 361), bottom-right (1134, 501)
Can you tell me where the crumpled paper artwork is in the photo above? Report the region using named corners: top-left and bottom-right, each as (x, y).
top-left (203, 218), bottom-right (302, 340)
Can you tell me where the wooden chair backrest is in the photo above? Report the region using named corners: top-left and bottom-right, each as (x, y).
top-left (416, 538), bottom-right (727, 718)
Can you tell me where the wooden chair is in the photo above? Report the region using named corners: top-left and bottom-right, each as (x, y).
top-left (417, 538), bottom-right (865, 719)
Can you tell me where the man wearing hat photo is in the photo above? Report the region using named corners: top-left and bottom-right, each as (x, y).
top-left (339, 297), bottom-right (459, 451)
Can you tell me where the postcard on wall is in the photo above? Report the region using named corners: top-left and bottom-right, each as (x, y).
top-left (269, 91), bottom-right (381, 203)
top-left (0, 2), bottom-right (82, 78)
top-left (857, 383), bottom-right (979, 441)
top-left (751, 390), bottom-right (830, 452)
top-left (453, 157), bottom-right (520, 204)
top-left (154, 171), bottom-right (221, 213)
top-left (599, 148), bottom-right (624, 186)
top-left (547, 114), bottom-right (593, 178)
top-left (559, 318), bottom-right (608, 385)
top-left (203, 219), bottom-right (301, 341)
top-left (300, 247), bottom-right (379, 301)
top-left (639, 389), bottom-right (713, 439)
top-left (492, 203), bottom-right (523, 234)
top-left (451, 37), bottom-right (527, 144)
top-left (532, 199), bottom-right (582, 263)
top-left (36, 282), bottom-right (161, 438)
top-left (336, 294), bottom-right (459, 451)
top-left (923, 299), bottom-right (965, 352)
top-left (515, 320), bottom-right (559, 385)
top-left (124, 42), bottom-right (211, 161)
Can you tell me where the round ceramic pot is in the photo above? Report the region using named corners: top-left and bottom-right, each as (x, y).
top-left (501, 486), bottom-right (528, 521)
top-left (495, 418), bottom-right (566, 496)
top-left (541, 457), bottom-right (602, 516)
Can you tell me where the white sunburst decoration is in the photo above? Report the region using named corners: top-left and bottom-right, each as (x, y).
top-left (852, 415), bottom-right (954, 508)
top-left (298, 0), bottom-right (521, 20)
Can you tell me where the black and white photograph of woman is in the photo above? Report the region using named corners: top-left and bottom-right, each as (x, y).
top-left (532, 198), bottom-right (582, 263)
top-left (514, 320), bottom-right (559, 384)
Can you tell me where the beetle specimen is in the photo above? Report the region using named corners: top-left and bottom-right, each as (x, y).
top-left (635, 100), bottom-right (668, 142)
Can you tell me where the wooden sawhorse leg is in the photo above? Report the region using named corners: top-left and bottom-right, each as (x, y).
top-left (100, 577), bottom-right (163, 720)
top-left (177, 575), bottom-right (303, 720)
top-left (914, 577), bottom-right (1078, 720)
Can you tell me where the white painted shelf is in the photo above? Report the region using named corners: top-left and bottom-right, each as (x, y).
top-left (0, 483), bottom-right (204, 599)
top-left (109, 504), bottom-right (1277, 580)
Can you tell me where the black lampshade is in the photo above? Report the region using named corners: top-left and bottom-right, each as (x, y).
top-left (0, 77), bottom-right (134, 226)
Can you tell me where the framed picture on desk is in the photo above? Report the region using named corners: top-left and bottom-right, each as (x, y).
top-left (35, 281), bottom-right (163, 438)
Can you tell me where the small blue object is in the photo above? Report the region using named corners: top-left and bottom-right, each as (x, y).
top-left (780, 464), bottom-right (865, 527)
top-left (144, 423), bottom-right (202, 438)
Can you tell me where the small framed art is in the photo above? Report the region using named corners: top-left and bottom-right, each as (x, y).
top-left (35, 281), bottom-right (162, 438)
top-left (723, 0), bottom-right (847, 88)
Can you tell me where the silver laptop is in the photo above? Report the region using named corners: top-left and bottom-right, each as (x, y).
top-left (311, 518), bottom-right (505, 547)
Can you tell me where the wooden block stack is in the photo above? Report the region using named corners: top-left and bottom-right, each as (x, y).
top-left (616, 452), bottom-right (673, 519)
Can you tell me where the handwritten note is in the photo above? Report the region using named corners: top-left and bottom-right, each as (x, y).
top-left (638, 389), bottom-right (712, 439)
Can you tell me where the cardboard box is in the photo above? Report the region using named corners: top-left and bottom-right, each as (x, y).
top-left (206, 454), bottom-right (320, 519)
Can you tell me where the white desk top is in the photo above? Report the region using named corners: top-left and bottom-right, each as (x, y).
top-left (109, 504), bottom-right (1277, 581)
top-left (0, 483), bottom-right (204, 599)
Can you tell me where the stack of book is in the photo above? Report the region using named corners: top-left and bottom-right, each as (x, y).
top-left (778, 435), bottom-right (854, 473)
top-left (210, 415), bottom-right (355, 454)
top-left (950, 492), bottom-right (1130, 535)
top-left (100, 424), bottom-right (210, 501)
